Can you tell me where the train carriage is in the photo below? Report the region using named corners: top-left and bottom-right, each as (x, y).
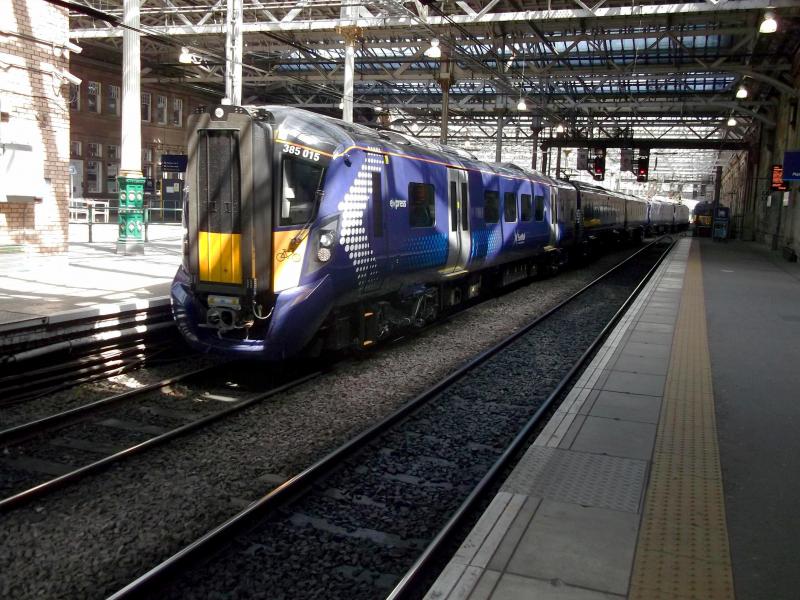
top-left (172, 105), bottom-right (648, 359)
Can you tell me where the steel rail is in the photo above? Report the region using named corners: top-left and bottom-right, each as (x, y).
top-left (106, 235), bottom-right (675, 600)
top-left (0, 369), bottom-right (324, 512)
top-left (387, 236), bottom-right (676, 598)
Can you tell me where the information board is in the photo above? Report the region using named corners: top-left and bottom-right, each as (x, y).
top-left (770, 164), bottom-right (788, 191)
top-left (783, 150), bottom-right (800, 180)
top-left (161, 154), bottom-right (188, 173)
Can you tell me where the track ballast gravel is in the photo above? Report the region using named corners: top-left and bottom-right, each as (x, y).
top-left (0, 243), bottom-right (655, 600)
top-left (153, 241), bottom-right (669, 599)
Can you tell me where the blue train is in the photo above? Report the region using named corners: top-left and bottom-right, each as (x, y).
top-left (171, 105), bottom-right (687, 359)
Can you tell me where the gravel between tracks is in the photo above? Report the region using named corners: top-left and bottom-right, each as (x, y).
top-left (0, 246), bottom-right (642, 600)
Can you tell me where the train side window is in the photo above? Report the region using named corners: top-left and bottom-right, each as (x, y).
top-left (372, 172), bottom-right (383, 237)
top-left (504, 192), bottom-right (517, 222)
top-left (534, 195), bottom-right (545, 221)
top-left (409, 182), bottom-right (435, 228)
top-left (484, 190), bottom-right (500, 224)
top-left (520, 194), bottom-right (532, 222)
top-left (460, 181), bottom-right (469, 230)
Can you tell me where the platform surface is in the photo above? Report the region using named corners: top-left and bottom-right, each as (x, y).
top-left (427, 237), bottom-right (800, 599)
top-left (0, 226), bottom-right (180, 326)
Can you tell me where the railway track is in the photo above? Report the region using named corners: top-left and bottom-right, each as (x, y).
top-left (107, 236), bottom-right (676, 600)
top-left (0, 298), bottom-right (180, 405)
top-left (0, 363), bottom-right (324, 511)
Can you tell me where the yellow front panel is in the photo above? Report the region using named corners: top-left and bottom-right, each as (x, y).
top-left (197, 231), bottom-right (243, 284)
top-left (272, 229), bottom-right (307, 292)
top-left (209, 232), bottom-right (221, 281)
top-left (231, 234), bottom-right (242, 283)
top-left (198, 231), bottom-right (210, 281)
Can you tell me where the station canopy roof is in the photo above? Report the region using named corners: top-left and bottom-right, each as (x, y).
top-left (67, 0), bottom-right (800, 184)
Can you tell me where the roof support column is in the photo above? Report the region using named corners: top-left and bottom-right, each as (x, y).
top-left (119, 0), bottom-right (141, 179)
top-left (224, 0), bottom-right (243, 105)
top-left (495, 116), bottom-right (504, 163)
top-left (117, 0), bottom-right (144, 255)
top-left (440, 81), bottom-right (450, 144)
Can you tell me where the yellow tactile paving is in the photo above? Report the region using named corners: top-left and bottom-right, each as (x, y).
top-left (630, 241), bottom-right (735, 600)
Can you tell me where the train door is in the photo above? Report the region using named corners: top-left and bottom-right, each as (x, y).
top-left (549, 186), bottom-right (558, 246)
top-left (367, 168), bottom-right (388, 290)
top-left (444, 167), bottom-right (470, 274)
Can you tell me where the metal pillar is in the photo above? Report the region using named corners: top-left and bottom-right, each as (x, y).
top-left (342, 41), bottom-right (355, 123)
top-left (116, 0), bottom-right (144, 255)
top-left (541, 147), bottom-right (548, 174)
top-left (440, 80), bottom-right (450, 145)
top-left (224, 0), bottom-right (243, 105)
top-left (495, 116), bottom-right (504, 163)
top-left (555, 147), bottom-right (562, 179)
top-left (531, 128), bottom-right (541, 171)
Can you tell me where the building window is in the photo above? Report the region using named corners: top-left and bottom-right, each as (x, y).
top-left (69, 83), bottom-right (80, 110)
top-left (408, 183), bottom-right (435, 228)
top-left (484, 191), bottom-right (500, 224)
top-left (520, 194), bottom-right (532, 221)
top-left (87, 143), bottom-right (102, 158)
top-left (172, 98), bottom-right (183, 127)
top-left (87, 81), bottom-right (100, 113)
top-left (143, 164), bottom-right (153, 179)
top-left (70, 141), bottom-right (82, 158)
top-left (86, 160), bottom-right (102, 193)
top-left (156, 95), bottom-right (168, 124)
top-left (503, 192), bottom-right (517, 222)
top-left (106, 163), bottom-right (119, 193)
top-left (141, 92), bottom-right (151, 122)
top-left (142, 146), bottom-right (153, 163)
top-left (107, 145), bottom-right (119, 161)
top-left (107, 85), bottom-right (120, 116)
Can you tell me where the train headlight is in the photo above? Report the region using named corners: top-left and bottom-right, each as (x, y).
top-left (319, 232), bottom-right (335, 248)
top-left (317, 247), bottom-right (332, 262)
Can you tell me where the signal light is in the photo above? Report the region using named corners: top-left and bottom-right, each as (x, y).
top-left (592, 155), bottom-right (605, 181)
top-left (637, 152), bottom-right (650, 182)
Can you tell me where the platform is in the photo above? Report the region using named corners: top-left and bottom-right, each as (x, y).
top-left (0, 226), bottom-right (180, 327)
top-left (427, 237), bottom-right (800, 600)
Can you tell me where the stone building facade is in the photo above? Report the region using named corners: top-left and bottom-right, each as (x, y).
top-left (0, 0), bottom-right (71, 254)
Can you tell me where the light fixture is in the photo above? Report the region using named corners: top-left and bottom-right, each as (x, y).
top-left (736, 85), bottom-right (748, 99)
top-left (424, 38), bottom-right (442, 59)
top-left (410, 122), bottom-right (420, 133)
top-left (759, 11), bottom-right (777, 34)
top-left (178, 47), bottom-right (192, 64)
top-left (338, 100), bottom-right (344, 109)
top-left (517, 97), bottom-right (527, 111)
top-left (555, 123), bottom-right (565, 133)
top-left (727, 116), bottom-right (737, 127)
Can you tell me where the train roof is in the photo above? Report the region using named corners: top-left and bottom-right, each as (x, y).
top-left (241, 104), bottom-right (562, 186)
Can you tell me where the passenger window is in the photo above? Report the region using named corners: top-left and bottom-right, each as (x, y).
top-left (534, 195), bottom-right (545, 221)
top-left (504, 192), bottom-right (517, 222)
top-left (484, 191), bottom-right (500, 224)
top-left (520, 194), bottom-right (532, 222)
top-left (409, 182), bottom-right (435, 228)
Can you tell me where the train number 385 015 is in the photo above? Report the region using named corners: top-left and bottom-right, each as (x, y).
top-left (282, 144), bottom-right (321, 162)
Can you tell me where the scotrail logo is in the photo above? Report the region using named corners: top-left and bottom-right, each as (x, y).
top-left (514, 231), bottom-right (526, 245)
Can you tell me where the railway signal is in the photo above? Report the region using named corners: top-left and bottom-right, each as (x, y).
top-left (637, 151), bottom-right (650, 182)
top-left (592, 149), bottom-right (606, 181)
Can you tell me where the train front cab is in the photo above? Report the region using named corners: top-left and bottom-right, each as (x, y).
top-left (173, 106), bottom-right (336, 358)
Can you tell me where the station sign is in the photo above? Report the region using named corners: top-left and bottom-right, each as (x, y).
top-left (783, 150), bottom-right (800, 180)
top-left (161, 154), bottom-right (188, 173)
top-left (770, 164), bottom-right (788, 191)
